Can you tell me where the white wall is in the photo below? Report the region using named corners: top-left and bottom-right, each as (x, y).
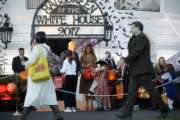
top-left (1, 0), bottom-right (180, 74)
top-left (164, 0), bottom-right (180, 15)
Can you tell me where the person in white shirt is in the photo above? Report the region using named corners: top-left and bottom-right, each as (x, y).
top-left (60, 51), bottom-right (77, 112)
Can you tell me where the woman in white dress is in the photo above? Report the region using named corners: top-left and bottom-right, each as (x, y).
top-left (19, 32), bottom-right (63, 120)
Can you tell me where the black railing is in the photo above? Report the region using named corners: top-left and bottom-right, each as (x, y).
top-left (26, 0), bottom-right (44, 9)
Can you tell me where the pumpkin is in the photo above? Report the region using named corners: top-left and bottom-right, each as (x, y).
top-left (0, 84), bottom-right (7, 93)
top-left (108, 70), bottom-right (117, 81)
top-left (1, 93), bottom-right (13, 101)
top-left (7, 82), bottom-right (16, 93)
top-left (18, 70), bottom-right (28, 81)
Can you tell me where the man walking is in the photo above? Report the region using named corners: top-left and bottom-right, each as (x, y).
top-left (116, 21), bottom-right (169, 120)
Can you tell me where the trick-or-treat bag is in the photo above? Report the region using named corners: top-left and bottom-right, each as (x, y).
top-left (53, 75), bottom-right (65, 89)
top-left (116, 83), bottom-right (124, 99)
top-left (108, 69), bottom-right (117, 81)
top-left (82, 68), bottom-right (94, 80)
top-left (138, 87), bottom-right (150, 99)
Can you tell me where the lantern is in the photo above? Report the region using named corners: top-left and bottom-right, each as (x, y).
top-left (0, 84), bottom-right (7, 93)
top-left (7, 82), bottom-right (16, 93)
top-left (104, 12), bottom-right (113, 46)
top-left (0, 13), bottom-right (13, 49)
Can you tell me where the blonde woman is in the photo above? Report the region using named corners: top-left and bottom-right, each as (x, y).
top-left (154, 57), bottom-right (177, 109)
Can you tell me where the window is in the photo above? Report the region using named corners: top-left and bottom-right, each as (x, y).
top-left (26, 0), bottom-right (43, 9)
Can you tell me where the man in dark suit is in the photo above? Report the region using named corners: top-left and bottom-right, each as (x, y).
top-left (116, 21), bottom-right (169, 119)
top-left (12, 48), bottom-right (28, 73)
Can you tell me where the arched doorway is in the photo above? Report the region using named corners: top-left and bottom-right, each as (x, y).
top-left (46, 38), bottom-right (70, 56)
top-left (31, 0), bottom-right (105, 55)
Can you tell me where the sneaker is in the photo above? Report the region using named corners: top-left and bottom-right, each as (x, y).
top-left (71, 107), bottom-right (77, 112)
top-left (64, 107), bottom-right (72, 112)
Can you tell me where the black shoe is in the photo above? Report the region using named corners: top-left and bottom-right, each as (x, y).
top-left (19, 107), bottom-right (33, 120)
top-left (159, 109), bottom-right (170, 119)
top-left (115, 113), bottom-right (132, 120)
top-left (50, 105), bottom-right (64, 120)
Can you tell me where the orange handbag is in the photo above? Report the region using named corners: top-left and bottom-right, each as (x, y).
top-left (18, 70), bottom-right (28, 81)
top-left (108, 70), bottom-right (117, 81)
top-left (116, 83), bottom-right (124, 99)
top-left (82, 68), bottom-right (94, 80)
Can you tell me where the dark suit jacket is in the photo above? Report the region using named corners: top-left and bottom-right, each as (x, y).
top-left (12, 56), bottom-right (28, 73)
top-left (125, 33), bottom-right (153, 76)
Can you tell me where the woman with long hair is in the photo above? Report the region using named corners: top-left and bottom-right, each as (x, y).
top-left (154, 57), bottom-right (177, 109)
top-left (79, 43), bottom-right (97, 111)
top-left (19, 32), bottom-right (63, 120)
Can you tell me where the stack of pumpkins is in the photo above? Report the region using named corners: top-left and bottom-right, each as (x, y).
top-left (0, 82), bottom-right (16, 101)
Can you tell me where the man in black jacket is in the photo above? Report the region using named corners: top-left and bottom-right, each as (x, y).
top-left (116, 21), bottom-right (169, 119)
top-left (12, 48), bottom-right (28, 73)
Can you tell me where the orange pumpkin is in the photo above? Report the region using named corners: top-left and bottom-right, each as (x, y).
top-left (1, 93), bottom-right (13, 101)
top-left (108, 70), bottom-right (117, 81)
top-left (0, 84), bottom-right (7, 93)
top-left (18, 70), bottom-right (28, 81)
top-left (7, 82), bottom-right (16, 93)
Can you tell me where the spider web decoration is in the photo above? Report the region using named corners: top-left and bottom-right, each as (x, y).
top-left (0, 47), bottom-right (8, 75)
top-left (96, 0), bottom-right (138, 58)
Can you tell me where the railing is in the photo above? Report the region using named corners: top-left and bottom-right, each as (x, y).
top-left (26, 0), bottom-right (44, 9)
top-left (115, 0), bottom-right (160, 12)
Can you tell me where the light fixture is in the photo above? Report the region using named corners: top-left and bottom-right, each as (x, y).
top-left (104, 12), bottom-right (113, 46)
top-left (0, 14), bottom-right (13, 49)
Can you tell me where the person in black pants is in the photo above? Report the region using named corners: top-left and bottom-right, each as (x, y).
top-left (12, 48), bottom-right (28, 111)
top-left (116, 21), bottom-right (169, 120)
top-left (59, 40), bottom-right (80, 111)
top-left (60, 51), bottom-right (78, 112)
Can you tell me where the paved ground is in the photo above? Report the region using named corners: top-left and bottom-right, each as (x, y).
top-left (0, 110), bottom-right (180, 120)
